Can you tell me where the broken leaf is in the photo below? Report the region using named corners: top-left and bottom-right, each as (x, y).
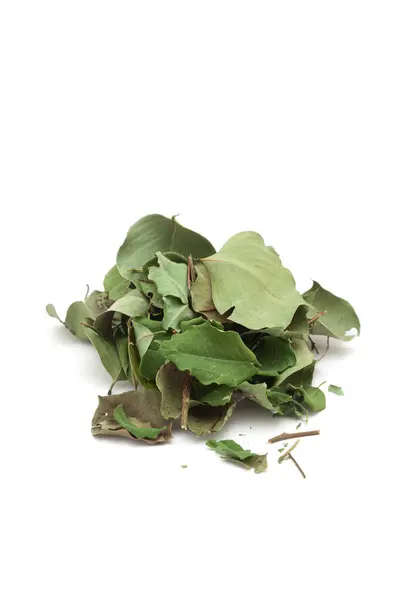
top-left (328, 384), bottom-right (344, 396)
top-left (113, 405), bottom-right (167, 440)
top-left (206, 440), bottom-right (267, 473)
top-left (148, 252), bottom-right (189, 303)
top-left (254, 336), bottom-right (297, 376)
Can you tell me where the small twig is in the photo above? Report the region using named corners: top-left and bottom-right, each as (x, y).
top-left (108, 367), bottom-right (123, 395)
top-left (308, 310), bottom-right (326, 324)
top-left (269, 430), bottom-right (320, 444)
top-left (288, 453), bottom-right (306, 478)
top-left (278, 440), bottom-right (300, 463)
top-left (309, 336), bottom-right (319, 355)
top-left (181, 373), bottom-right (191, 430)
top-left (187, 254), bottom-right (195, 289)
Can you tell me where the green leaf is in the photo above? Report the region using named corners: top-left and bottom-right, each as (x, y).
top-left (156, 362), bottom-right (188, 419)
top-left (113, 405), bottom-right (166, 440)
top-left (148, 252), bottom-right (189, 303)
top-left (187, 402), bottom-right (236, 435)
top-left (237, 381), bottom-right (278, 413)
top-left (115, 332), bottom-right (130, 378)
top-left (201, 232), bottom-right (303, 330)
top-left (254, 337), bottom-right (296, 376)
top-left (303, 281), bottom-right (360, 341)
top-left (190, 382), bottom-right (234, 406)
top-left (180, 316), bottom-right (208, 331)
top-left (103, 265), bottom-right (131, 301)
top-left (138, 280), bottom-right (163, 308)
top-left (162, 296), bottom-right (195, 331)
top-left (286, 305), bottom-right (310, 336)
top-left (92, 388), bottom-right (170, 444)
top-left (64, 301), bottom-right (93, 340)
top-left (206, 440), bottom-right (267, 473)
top-left (139, 336), bottom-right (170, 381)
top-left (328, 384), bottom-right (344, 396)
top-left (117, 214), bottom-right (215, 282)
top-left (294, 385), bottom-right (326, 412)
top-left (94, 290), bottom-right (148, 337)
top-left (274, 338), bottom-right (315, 387)
top-left (190, 262), bottom-right (215, 313)
top-left (160, 321), bottom-right (259, 386)
top-left (84, 290), bottom-right (112, 317)
top-left (46, 303), bottom-right (63, 323)
top-left (83, 324), bottom-right (122, 380)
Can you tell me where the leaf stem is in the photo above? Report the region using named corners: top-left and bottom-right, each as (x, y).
top-left (108, 367), bottom-right (123, 395)
top-left (288, 453), bottom-right (306, 478)
top-left (278, 440), bottom-right (300, 463)
top-left (269, 430), bottom-right (320, 444)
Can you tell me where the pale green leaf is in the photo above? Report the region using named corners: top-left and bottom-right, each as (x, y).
top-left (303, 281), bottom-right (360, 341)
top-left (298, 385), bottom-right (326, 412)
top-left (190, 262), bottom-right (215, 313)
top-left (162, 297), bottom-right (195, 331)
top-left (160, 321), bottom-right (259, 386)
top-left (201, 232), bottom-right (303, 330)
top-left (103, 265), bottom-right (131, 301)
top-left (46, 303), bottom-right (63, 323)
top-left (117, 214), bottom-right (215, 281)
top-left (84, 290), bottom-right (112, 317)
top-left (254, 336), bottom-right (296, 376)
top-left (238, 381), bottom-right (278, 413)
top-left (64, 301), bottom-right (93, 340)
top-left (94, 290), bottom-right (148, 337)
top-left (83, 324), bottom-right (122, 379)
top-left (206, 440), bottom-right (267, 473)
top-left (328, 384), bottom-right (344, 396)
top-left (148, 252), bottom-right (189, 303)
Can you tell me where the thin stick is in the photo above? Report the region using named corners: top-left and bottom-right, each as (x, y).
top-left (288, 454), bottom-right (306, 478)
top-left (187, 254), bottom-right (195, 289)
top-left (278, 440), bottom-right (300, 463)
top-left (269, 430), bottom-right (320, 444)
top-left (181, 374), bottom-right (191, 430)
top-left (308, 310), bottom-right (326, 324)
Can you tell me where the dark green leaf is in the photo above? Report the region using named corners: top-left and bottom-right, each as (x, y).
top-left (254, 336), bottom-right (296, 376)
top-left (160, 321), bottom-right (259, 386)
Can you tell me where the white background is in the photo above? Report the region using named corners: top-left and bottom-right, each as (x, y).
top-left (1, 2), bottom-right (399, 599)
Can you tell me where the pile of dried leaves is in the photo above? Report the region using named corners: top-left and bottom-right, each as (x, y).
top-left (47, 214), bottom-right (360, 473)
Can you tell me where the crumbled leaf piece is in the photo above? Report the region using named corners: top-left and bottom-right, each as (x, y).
top-left (160, 321), bottom-right (259, 386)
top-left (162, 296), bottom-right (195, 331)
top-left (113, 405), bottom-right (166, 440)
top-left (117, 214), bottom-right (215, 281)
top-left (206, 440), bottom-right (267, 473)
top-left (254, 336), bottom-right (296, 376)
top-left (303, 281), bottom-right (360, 340)
top-left (148, 252), bottom-right (189, 303)
top-left (92, 388), bottom-right (170, 443)
top-left (328, 384), bottom-right (344, 396)
top-left (83, 324), bottom-right (123, 380)
top-left (201, 232), bottom-right (303, 330)
top-left (181, 464), bottom-right (188, 469)
top-left (104, 265), bottom-right (131, 301)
